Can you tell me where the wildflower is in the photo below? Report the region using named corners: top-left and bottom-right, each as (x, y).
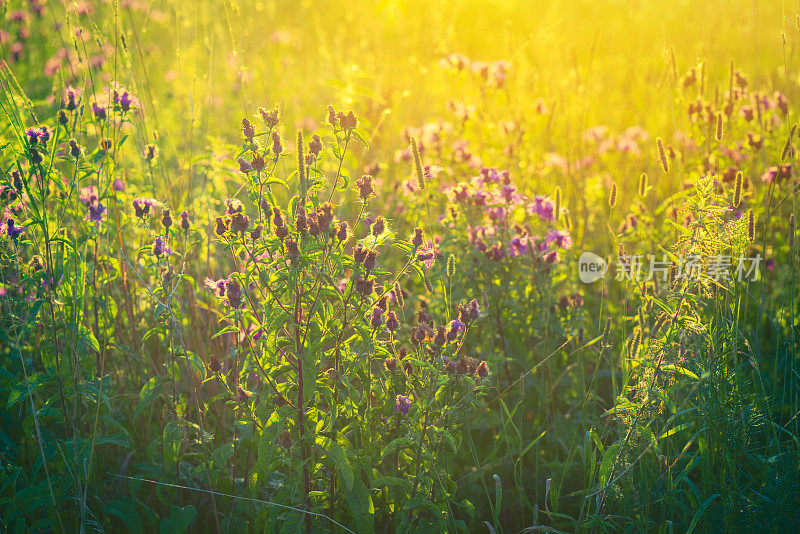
top-left (476, 361), bottom-right (489, 380)
top-left (226, 198), bottom-right (244, 214)
top-left (87, 202), bottom-right (106, 223)
top-left (69, 139), bottom-right (81, 159)
top-left (285, 238), bottom-right (300, 259)
top-left (144, 144), bottom-right (158, 161)
top-left (336, 221), bottom-right (348, 242)
top-left (395, 394), bottom-right (411, 415)
top-left (354, 275), bottom-right (374, 296)
top-left (416, 241), bottom-right (436, 268)
top-left (309, 134), bottom-right (322, 156)
top-left (238, 156), bottom-right (252, 173)
top-left (317, 203), bottom-right (335, 232)
top-left (354, 243), bottom-right (368, 263)
top-left (434, 326), bottom-right (447, 347)
top-left (272, 206), bottom-right (285, 227)
top-left (180, 211), bottom-right (190, 231)
top-left (204, 277), bottom-right (227, 297)
top-left (370, 307), bottom-right (384, 328)
top-left (527, 196), bottom-right (555, 221)
top-left (251, 154), bottom-right (266, 172)
top-left (161, 209), bottom-right (172, 230)
top-left (250, 223), bottom-right (262, 240)
top-left (411, 227), bottom-right (424, 249)
top-left (214, 217), bottom-right (228, 236)
top-left (26, 126), bottom-right (51, 146)
top-left (371, 216), bottom-right (385, 237)
top-left (355, 175), bottom-right (374, 200)
top-left (152, 236), bottom-right (172, 257)
top-left (384, 357), bottom-right (397, 371)
top-left (208, 354), bottom-right (222, 373)
top-left (337, 278), bottom-right (349, 293)
top-left (114, 178), bottom-right (125, 192)
top-left (446, 319), bottom-right (466, 342)
top-left (386, 311), bottom-right (400, 331)
top-left (91, 102), bottom-right (107, 120)
top-left (258, 106), bottom-right (280, 128)
top-left (225, 277), bottom-right (243, 308)
top-left (363, 249), bottom-right (378, 272)
top-left (241, 118), bottom-right (255, 140)
top-left (133, 197), bottom-right (158, 217)
top-left (229, 212), bottom-right (250, 234)
top-left (546, 229), bottom-right (573, 250)
top-left (62, 85), bottom-right (80, 110)
top-left (271, 132), bottom-right (283, 155)
top-left (340, 111), bottom-right (357, 130)
top-left (5, 218), bottom-right (24, 240)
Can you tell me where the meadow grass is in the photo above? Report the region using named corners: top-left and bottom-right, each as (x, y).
top-left (1, 0), bottom-right (799, 532)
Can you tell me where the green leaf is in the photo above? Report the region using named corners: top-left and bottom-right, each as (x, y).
top-left (315, 436), bottom-right (354, 491)
top-left (158, 505), bottom-right (197, 534)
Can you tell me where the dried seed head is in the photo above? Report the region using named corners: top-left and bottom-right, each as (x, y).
top-left (657, 137), bottom-right (669, 173)
top-left (715, 112), bottom-right (724, 141)
top-left (630, 330), bottom-right (642, 358)
top-left (411, 137), bottom-right (426, 190)
top-left (601, 318), bottom-right (612, 347)
top-left (564, 210), bottom-right (573, 230)
top-left (447, 254), bottom-right (456, 277)
top-left (424, 275), bottom-right (434, 293)
top-left (638, 173), bottom-right (648, 197)
top-left (782, 123), bottom-right (798, 162)
top-left (733, 172), bottom-right (742, 208)
top-left (748, 209), bottom-right (755, 242)
top-left (208, 354), bottom-right (222, 373)
top-left (394, 281), bottom-right (405, 307)
top-left (609, 182), bottom-right (617, 207)
top-left (789, 213), bottom-right (796, 251)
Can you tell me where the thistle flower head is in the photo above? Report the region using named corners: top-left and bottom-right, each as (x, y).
top-left (395, 394), bottom-right (411, 415)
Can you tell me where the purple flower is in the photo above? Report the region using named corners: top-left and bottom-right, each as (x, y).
top-left (91, 102), bottom-right (107, 120)
top-left (62, 85), bottom-right (80, 110)
top-left (546, 229), bottom-right (573, 250)
top-left (113, 178), bottom-right (125, 192)
top-left (133, 197), bottom-right (159, 217)
top-left (79, 185), bottom-right (98, 206)
top-left (152, 236), bottom-right (172, 257)
top-left (395, 394), bottom-right (412, 415)
top-left (204, 277), bottom-right (227, 297)
top-left (527, 195), bottom-right (555, 221)
top-left (87, 201), bottom-right (106, 223)
top-left (26, 126), bottom-right (51, 146)
top-left (509, 236), bottom-right (529, 257)
top-left (416, 241), bottom-right (436, 268)
top-left (5, 218), bottom-right (24, 239)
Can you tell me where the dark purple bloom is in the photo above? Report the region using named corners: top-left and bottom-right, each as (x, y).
top-left (91, 102), bottom-right (107, 120)
top-left (528, 195), bottom-right (555, 221)
top-left (5, 218), bottom-right (24, 239)
top-left (152, 236), bottom-right (172, 257)
top-left (395, 394), bottom-right (411, 415)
